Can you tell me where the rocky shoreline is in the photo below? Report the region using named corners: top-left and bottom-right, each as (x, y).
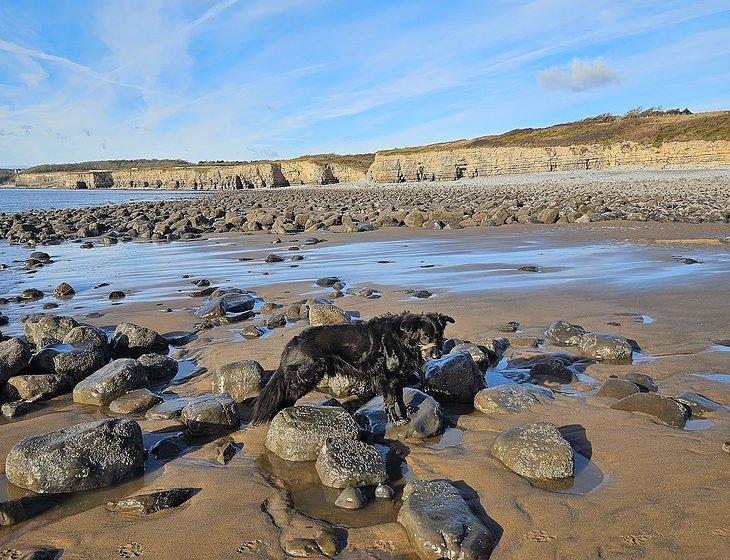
top-left (1, 171), bottom-right (728, 246)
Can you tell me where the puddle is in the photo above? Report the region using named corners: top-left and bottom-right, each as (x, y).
top-left (170, 359), bottom-right (207, 385)
top-left (692, 373), bottom-right (730, 385)
top-left (707, 344), bottom-right (730, 353)
top-left (528, 452), bottom-right (605, 495)
top-left (684, 419), bottom-right (714, 431)
top-left (632, 351), bottom-right (657, 364)
top-left (425, 427), bottom-right (463, 450)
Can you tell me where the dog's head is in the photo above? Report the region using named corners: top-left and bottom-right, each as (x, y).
top-left (400, 312), bottom-right (455, 359)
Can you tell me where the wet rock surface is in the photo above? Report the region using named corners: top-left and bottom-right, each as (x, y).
top-left (105, 488), bottom-right (198, 515)
top-left (108, 388), bottom-right (163, 414)
top-left (0, 338), bottom-right (33, 383)
top-left (423, 352), bottom-right (485, 403)
top-left (265, 405), bottom-right (359, 461)
top-left (73, 358), bottom-right (148, 406)
top-left (110, 322), bottom-right (169, 359)
top-left (355, 388), bottom-right (444, 440)
top-left (595, 378), bottom-right (641, 399)
top-left (398, 480), bottom-right (495, 560)
top-left (22, 315), bottom-right (78, 348)
top-left (673, 391), bottom-right (722, 417)
top-left (611, 393), bottom-right (690, 427)
top-left (579, 332), bottom-right (633, 362)
top-left (180, 392), bottom-right (241, 436)
top-left (308, 303), bottom-right (350, 326)
top-left (5, 418), bottom-right (144, 493)
top-left (211, 359), bottom-right (265, 401)
top-left (544, 320), bottom-right (586, 346)
top-left (4, 373), bottom-right (74, 402)
top-left (137, 353), bottom-right (178, 381)
top-left (334, 487), bottom-right (367, 510)
top-left (474, 384), bottom-right (541, 415)
top-left (315, 437), bottom-right (387, 488)
top-left (491, 421), bottom-right (574, 480)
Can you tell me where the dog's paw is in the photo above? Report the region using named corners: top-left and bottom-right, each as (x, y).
top-left (392, 417), bottom-right (410, 427)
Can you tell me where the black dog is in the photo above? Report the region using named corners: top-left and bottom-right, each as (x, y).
top-left (249, 312), bottom-right (454, 425)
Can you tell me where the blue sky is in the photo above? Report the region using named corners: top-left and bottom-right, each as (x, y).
top-left (0, 0), bottom-right (728, 167)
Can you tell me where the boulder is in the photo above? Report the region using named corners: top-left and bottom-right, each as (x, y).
top-left (52, 282), bottom-right (75, 299)
top-left (180, 392), bottom-right (240, 436)
top-left (308, 303), bottom-right (350, 327)
top-left (4, 374), bottom-right (74, 402)
top-left (0, 337), bottom-right (33, 383)
top-left (211, 359), bottom-right (264, 402)
top-left (62, 324), bottom-right (109, 351)
top-left (109, 389), bottom-right (163, 414)
top-left (422, 353), bottom-right (485, 403)
top-left (491, 421), bottom-right (574, 480)
top-left (5, 418), bottom-right (144, 493)
top-left (315, 437), bottom-right (387, 488)
top-left (137, 353), bottom-right (178, 380)
top-left (319, 373), bottom-right (371, 399)
top-left (105, 488), bottom-right (198, 515)
top-left (355, 388), bottom-right (443, 440)
top-left (398, 480), bottom-right (495, 560)
top-left (579, 332), bottom-right (633, 362)
top-left (595, 378), bottom-right (641, 399)
top-left (196, 291), bottom-right (255, 320)
top-left (53, 345), bottom-right (108, 380)
top-left (72, 358), bottom-right (148, 406)
top-left (474, 385), bottom-right (541, 415)
top-left (673, 391), bottom-right (722, 417)
top-left (620, 372), bottom-right (658, 393)
top-left (544, 320), bottom-right (586, 346)
top-left (111, 323), bottom-right (169, 359)
top-left (450, 342), bottom-right (492, 368)
top-left (610, 393), bottom-right (689, 428)
top-left (265, 405), bottom-right (359, 461)
top-left (22, 315), bottom-right (78, 347)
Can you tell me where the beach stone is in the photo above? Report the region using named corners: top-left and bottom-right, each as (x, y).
top-left (319, 373), bottom-right (371, 399)
top-left (375, 483), bottom-right (394, 499)
top-left (72, 358), bottom-right (148, 406)
top-left (214, 438), bottom-right (239, 465)
top-left (111, 322), bottom-right (169, 359)
top-left (109, 389), bottom-right (163, 414)
top-left (355, 388), bottom-right (444, 440)
top-left (528, 359), bottom-right (575, 382)
top-left (212, 359), bottom-right (265, 402)
top-left (0, 547), bottom-right (61, 560)
top-left (19, 288), bottom-right (43, 300)
top-left (62, 324), bottom-right (109, 351)
top-left (265, 405), bottom-right (359, 461)
top-left (498, 321), bottom-right (520, 333)
top-left (308, 303), bottom-right (350, 326)
top-left (52, 345), bottom-right (108, 380)
top-left (180, 392), bottom-right (240, 436)
top-left (413, 289), bottom-right (433, 299)
top-left (620, 372), bottom-right (659, 393)
top-left (137, 353), bottom-right (178, 380)
top-left (491, 421), bottom-right (574, 480)
top-left (2, 400), bottom-right (34, 418)
top-left (474, 385), bottom-right (541, 415)
top-left (422, 352), bottom-right (485, 403)
top-left (544, 320), bottom-right (586, 346)
top-left (5, 418), bottom-right (144, 493)
top-left (265, 253), bottom-right (284, 263)
top-left (316, 437), bottom-right (386, 488)
top-left (450, 342), bottom-right (491, 368)
top-left (334, 487), bottom-right (367, 509)
top-left (266, 314), bottom-right (287, 328)
top-left (23, 314), bottom-right (78, 347)
top-left (673, 391), bottom-right (722, 417)
top-left (108, 290), bottom-right (126, 300)
top-left (52, 282), bottom-right (75, 299)
top-left (595, 378), bottom-right (641, 399)
top-left (150, 433), bottom-right (189, 461)
top-left (611, 393), bottom-right (690, 427)
top-left (0, 494), bottom-right (57, 527)
top-left (482, 337), bottom-right (510, 359)
top-left (0, 337), bottom-right (33, 383)
top-left (398, 480), bottom-right (494, 560)
top-left (315, 276), bottom-right (340, 287)
top-left (145, 397), bottom-right (192, 420)
top-left (240, 325), bottom-right (266, 339)
top-left (196, 291), bottom-right (255, 319)
top-left (579, 332), bottom-right (633, 362)
top-left (4, 374), bottom-right (74, 402)
top-left (105, 488), bottom-right (197, 515)
top-left (283, 538), bottom-right (321, 557)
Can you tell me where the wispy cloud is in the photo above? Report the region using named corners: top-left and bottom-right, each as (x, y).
top-left (538, 57), bottom-right (621, 92)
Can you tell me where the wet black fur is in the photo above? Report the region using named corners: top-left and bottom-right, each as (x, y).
top-left (249, 312), bottom-right (454, 425)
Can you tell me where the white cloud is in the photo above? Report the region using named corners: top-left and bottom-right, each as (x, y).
top-left (538, 57), bottom-right (621, 92)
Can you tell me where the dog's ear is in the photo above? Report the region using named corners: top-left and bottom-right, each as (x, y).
top-left (400, 314), bottom-right (422, 339)
top-left (441, 314), bottom-right (455, 325)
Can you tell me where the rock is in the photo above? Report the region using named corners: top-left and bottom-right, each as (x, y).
top-left (398, 480), bottom-right (494, 560)
top-left (422, 353), bottom-right (485, 403)
top-left (450, 342), bottom-right (492, 368)
top-left (0, 337), bottom-right (33, 383)
top-left (482, 337), bottom-right (510, 359)
top-left (518, 265), bottom-right (541, 272)
top-left (491, 421), bottom-right (574, 480)
top-left (137, 353), bottom-right (178, 380)
top-left (108, 290), bottom-right (126, 300)
top-left (413, 289), bottom-right (433, 298)
top-left (266, 314), bottom-right (287, 328)
top-left (196, 291), bottom-right (255, 319)
top-left (109, 389), bottom-right (163, 414)
top-left (211, 359), bottom-right (265, 402)
top-left (673, 391), bottom-right (722, 417)
top-left (72, 358), bottom-right (148, 406)
top-left (315, 277), bottom-right (340, 287)
top-left (111, 322), bottom-right (169, 358)
top-left (19, 288), bottom-right (43, 300)
top-left (620, 372), bottom-right (658, 393)
top-left (334, 487), bottom-right (367, 509)
top-left (240, 325), bottom-right (266, 339)
top-left (145, 397), bottom-right (192, 420)
top-left (528, 359), bottom-right (575, 382)
top-left (375, 483), bottom-right (394, 499)
top-left (308, 303), bottom-right (350, 326)
top-left (315, 437), bottom-right (387, 488)
top-left (544, 320), bottom-right (586, 346)
top-left (319, 373), bottom-right (371, 399)
top-left (498, 321), bottom-right (520, 333)
top-left (105, 488), bottom-right (198, 515)
top-left (355, 388), bottom-right (444, 440)
top-left (265, 253), bottom-right (284, 263)
top-left (611, 393), bottom-right (690, 428)
top-left (265, 405), bottom-right (359, 461)
top-left (149, 433), bottom-right (189, 461)
top-left (283, 538), bottom-right (321, 557)
top-left (5, 418), bottom-right (144, 493)
top-left (214, 438), bottom-right (239, 465)
top-left (62, 324), bottom-right (109, 351)
top-left (2, 400), bottom-right (34, 418)
top-left (23, 314), bottom-right (78, 347)
top-left (4, 374), bottom-right (74, 402)
top-left (509, 336), bottom-right (541, 348)
top-left (52, 282), bottom-right (75, 299)
top-left (595, 378), bottom-right (641, 399)
top-left (0, 494), bottom-right (57, 527)
top-left (180, 393), bottom-right (240, 436)
top-left (579, 332), bottom-right (633, 362)
top-left (474, 385), bottom-right (541, 415)
top-left (53, 345), bottom-right (108, 380)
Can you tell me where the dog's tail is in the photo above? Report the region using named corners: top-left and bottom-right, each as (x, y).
top-left (249, 368), bottom-right (292, 425)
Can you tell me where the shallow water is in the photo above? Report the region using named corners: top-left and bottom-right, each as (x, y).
top-left (529, 452), bottom-right (605, 495)
top-left (0, 187), bottom-right (206, 213)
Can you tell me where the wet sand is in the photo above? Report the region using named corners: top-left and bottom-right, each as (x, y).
top-left (1, 222), bottom-right (729, 559)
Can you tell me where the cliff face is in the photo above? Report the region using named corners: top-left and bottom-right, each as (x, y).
top-left (366, 140), bottom-right (730, 183)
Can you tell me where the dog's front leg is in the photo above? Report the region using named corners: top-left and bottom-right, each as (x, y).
top-left (379, 378), bottom-right (402, 425)
top-left (394, 381), bottom-right (411, 423)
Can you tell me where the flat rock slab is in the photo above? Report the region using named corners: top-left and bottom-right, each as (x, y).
top-left (315, 437), bottom-right (387, 488)
top-left (673, 391), bottom-right (723, 417)
top-left (474, 385), bottom-right (541, 415)
top-left (423, 352), bottom-right (485, 403)
top-left (105, 488), bottom-right (198, 515)
top-left (355, 388), bottom-right (444, 441)
top-left (73, 358), bottom-right (148, 406)
top-left (491, 421), bottom-right (574, 480)
top-left (265, 405), bottom-right (359, 461)
top-left (595, 378), bottom-right (641, 399)
top-left (109, 389), bottom-right (163, 414)
top-left (212, 359), bottom-right (264, 402)
top-left (611, 393), bottom-right (689, 428)
top-left (180, 392), bottom-right (240, 436)
top-left (397, 480), bottom-right (495, 560)
top-left (5, 418), bottom-right (144, 493)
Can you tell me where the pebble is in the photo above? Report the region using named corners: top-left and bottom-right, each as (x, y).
top-left (334, 487), bottom-right (367, 509)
